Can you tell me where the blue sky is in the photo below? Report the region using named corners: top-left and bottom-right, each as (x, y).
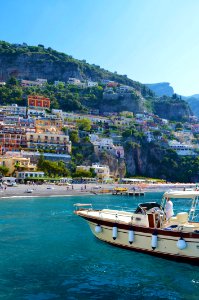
top-left (1, 0), bottom-right (199, 95)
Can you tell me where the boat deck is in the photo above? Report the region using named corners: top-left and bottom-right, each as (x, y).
top-left (76, 208), bottom-right (199, 232)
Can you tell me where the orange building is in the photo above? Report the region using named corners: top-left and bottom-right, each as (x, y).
top-left (0, 133), bottom-right (27, 152)
top-left (28, 95), bottom-right (50, 108)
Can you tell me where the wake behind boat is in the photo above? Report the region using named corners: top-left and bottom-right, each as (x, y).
top-left (74, 190), bottom-right (199, 264)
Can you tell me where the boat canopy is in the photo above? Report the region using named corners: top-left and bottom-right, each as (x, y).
top-left (164, 191), bottom-right (199, 199)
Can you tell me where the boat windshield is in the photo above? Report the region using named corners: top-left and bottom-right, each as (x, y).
top-left (134, 202), bottom-right (162, 214)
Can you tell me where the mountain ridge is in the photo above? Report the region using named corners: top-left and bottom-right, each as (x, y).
top-left (0, 41), bottom-right (192, 121)
top-left (144, 82), bottom-right (199, 118)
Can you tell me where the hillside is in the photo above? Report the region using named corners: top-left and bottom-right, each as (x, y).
top-left (0, 41), bottom-right (192, 121)
top-left (182, 95), bottom-right (199, 118)
top-left (145, 81), bottom-right (199, 118)
top-left (0, 41), bottom-right (144, 89)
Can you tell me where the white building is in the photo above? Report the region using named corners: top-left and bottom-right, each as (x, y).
top-left (87, 81), bottom-right (98, 87)
top-left (0, 104), bottom-right (27, 116)
top-left (76, 163), bottom-right (110, 180)
top-left (68, 78), bottom-right (81, 85)
top-left (62, 112), bottom-right (111, 124)
top-left (92, 138), bottom-right (114, 150)
top-left (146, 131), bottom-right (154, 142)
top-left (90, 135), bottom-right (124, 158)
top-left (116, 85), bottom-right (133, 93)
top-left (17, 171), bottom-right (45, 179)
top-left (27, 108), bottom-right (46, 117)
top-left (36, 78), bottom-right (47, 84)
top-left (168, 140), bottom-right (196, 156)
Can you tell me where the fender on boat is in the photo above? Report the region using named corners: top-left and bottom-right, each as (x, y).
top-left (112, 225), bottom-right (118, 240)
top-left (128, 227), bottom-right (134, 244)
top-left (177, 237), bottom-right (187, 250)
top-left (95, 225), bottom-right (102, 233)
top-left (151, 230), bottom-right (158, 250)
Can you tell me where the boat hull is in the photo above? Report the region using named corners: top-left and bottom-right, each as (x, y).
top-left (85, 218), bottom-right (199, 264)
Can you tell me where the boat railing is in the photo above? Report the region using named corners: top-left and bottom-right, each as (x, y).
top-left (104, 205), bottom-right (135, 212)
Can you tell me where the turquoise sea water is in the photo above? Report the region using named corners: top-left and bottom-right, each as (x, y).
top-left (0, 192), bottom-right (199, 300)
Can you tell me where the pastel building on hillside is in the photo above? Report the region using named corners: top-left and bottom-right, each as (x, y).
top-left (89, 135), bottom-right (124, 158)
top-left (0, 104), bottom-right (27, 117)
top-left (168, 140), bottom-right (196, 156)
top-left (28, 95), bottom-right (50, 109)
top-left (111, 116), bottom-right (133, 127)
top-left (26, 132), bottom-right (71, 153)
top-left (76, 163), bottom-right (110, 181)
top-left (61, 112), bottom-right (111, 124)
top-left (0, 156), bottom-right (36, 176)
top-left (28, 108), bottom-right (46, 117)
top-left (106, 81), bottom-right (118, 87)
top-left (0, 131), bottom-right (27, 153)
top-left (21, 79), bottom-right (47, 87)
top-left (67, 78), bottom-right (86, 87)
top-left (87, 81), bottom-right (98, 87)
top-left (5, 151), bottom-right (71, 164)
top-left (25, 114), bottom-right (71, 154)
top-left (68, 78), bottom-right (81, 85)
top-left (35, 117), bottom-right (63, 132)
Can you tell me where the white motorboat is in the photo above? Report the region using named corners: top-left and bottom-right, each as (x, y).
top-left (74, 191), bottom-right (199, 264)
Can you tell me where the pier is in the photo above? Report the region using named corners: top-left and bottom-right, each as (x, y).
top-left (112, 188), bottom-right (145, 196)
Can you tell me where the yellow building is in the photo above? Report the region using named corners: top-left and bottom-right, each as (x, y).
top-left (0, 156), bottom-right (37, 176)
top-left (35, 118), bottom-right (63, 132)
top-left (26, 132), bottom-right (71, 153)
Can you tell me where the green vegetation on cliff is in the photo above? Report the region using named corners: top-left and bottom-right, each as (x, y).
top-left (0, 41), bottom-right (147, 91)
top-left (124, 139), bottom-right (199, 183)
top-left (0, 41), bottom-right (192, 120)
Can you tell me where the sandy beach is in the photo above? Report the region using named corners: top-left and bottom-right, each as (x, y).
top-left (0, 183), bottom-right (196, 199)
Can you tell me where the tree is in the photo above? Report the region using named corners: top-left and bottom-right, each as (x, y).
top-left (153, 130), bottom-right (161, 137)
top-left (122, 129), bottom-right (132, 138)
top-left (6, 76), bottom-right (19, 86)
top-left (175, 122), bottom-right (183, 131)
top-left (69, 130), bottom-right (79, 143)
top-left (77, 118), bottom-right (91, 131)
top-left (0, 166), bottom-right (9, 176)
top-left (72, 169), bottom-right (92, 178)
top-left (37, 155), bottom-right (70, 177)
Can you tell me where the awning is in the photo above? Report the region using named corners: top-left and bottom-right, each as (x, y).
top-left (164, 190), bottom-right (199, 199)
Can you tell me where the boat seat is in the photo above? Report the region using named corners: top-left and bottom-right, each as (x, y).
top-left (170, 216), bottom-right (178, 222)
top-left (176, 212), bottom-right (188, 223)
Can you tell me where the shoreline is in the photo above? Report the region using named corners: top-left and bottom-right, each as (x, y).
top-left (0, 183), bottom-right (196, 199)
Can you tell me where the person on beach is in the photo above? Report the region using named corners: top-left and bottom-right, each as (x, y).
top-left (165, 197), bottom-right (174, 220)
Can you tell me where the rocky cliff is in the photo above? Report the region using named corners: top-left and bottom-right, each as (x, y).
top-left (0, 41), bottom-right (143, 90)
top-left (152, 98), bottom-right (192, 121)
top-left (145, 82), bottom-right (174, 97)
top-left (100, 93), bottom-right (145, 113)
top-left (124, 140), bottom-right (199, 183)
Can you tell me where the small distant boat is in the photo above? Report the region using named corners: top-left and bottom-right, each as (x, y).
top-left (112, 187), bottom-right (128, 195)
top-left (74, 191), bottom-right (199, 264)
top-left (25, 189), bottom-right (33, 193)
